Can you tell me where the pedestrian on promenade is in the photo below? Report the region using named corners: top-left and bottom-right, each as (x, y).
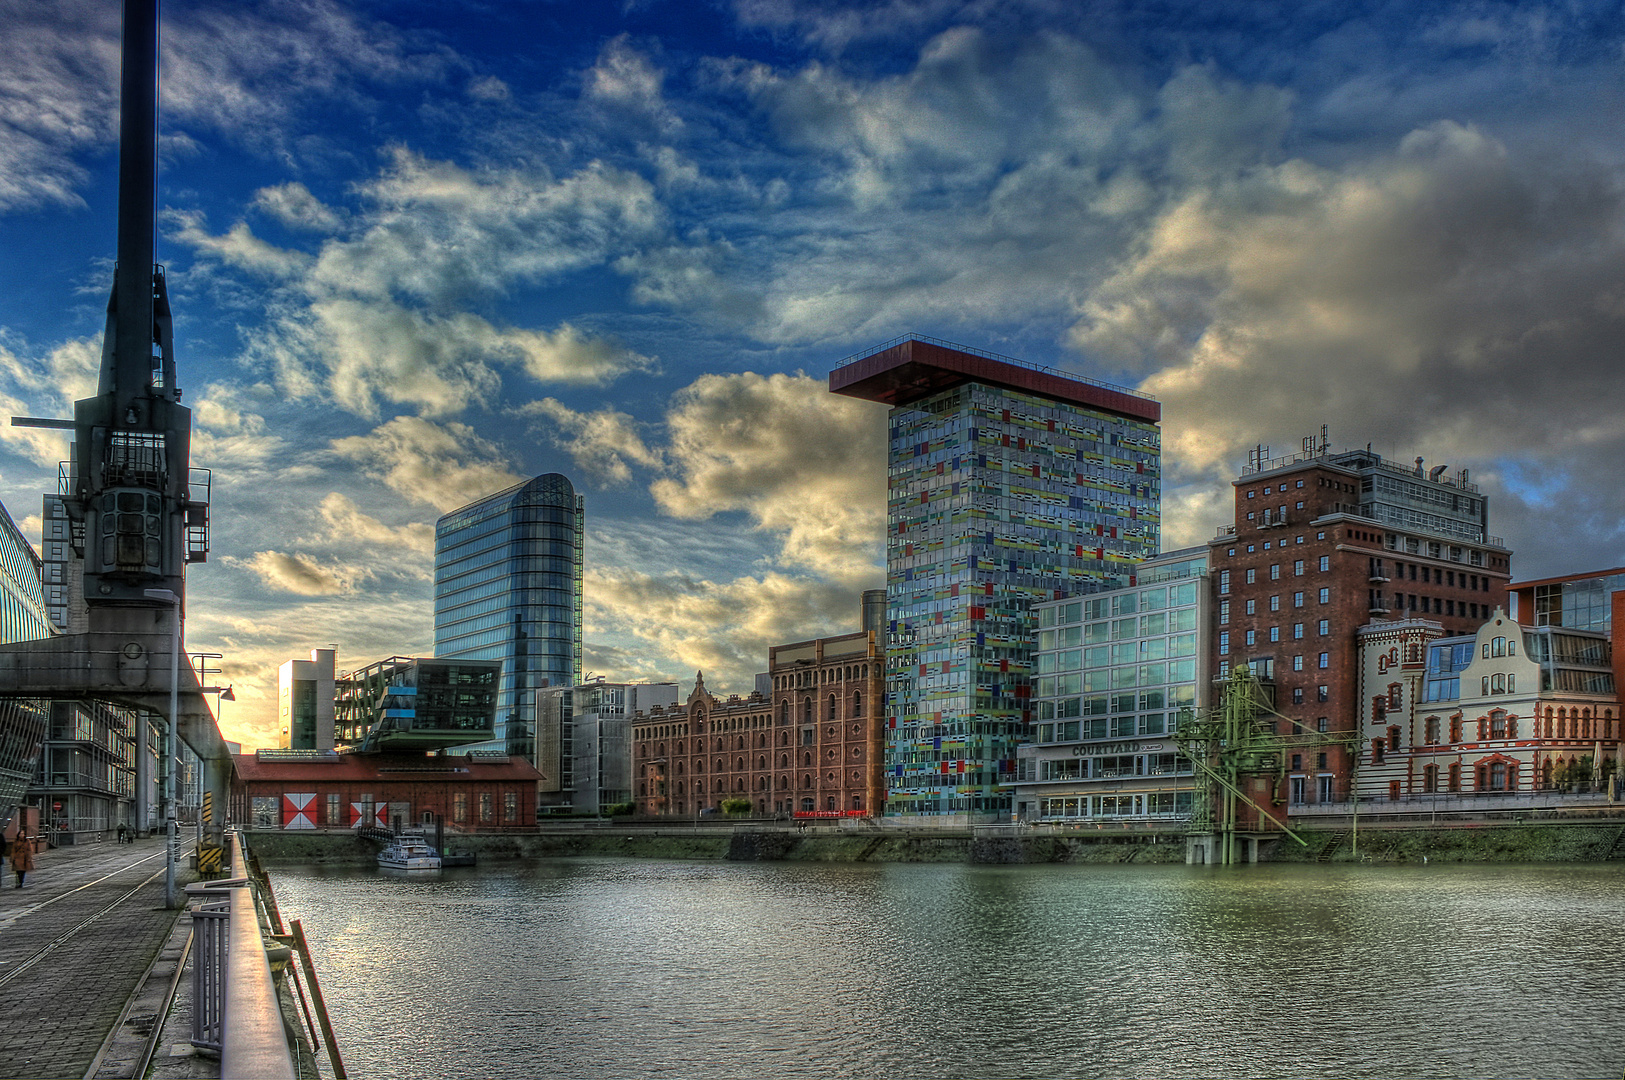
top-left (10, 828), bottom-right (34, 888)
top-left (117, 823), bottom-right (127, 844)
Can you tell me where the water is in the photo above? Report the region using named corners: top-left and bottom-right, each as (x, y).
top-left (270, 859), bottom-right (1625, 1079)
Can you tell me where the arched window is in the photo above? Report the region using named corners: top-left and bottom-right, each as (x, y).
top-left (803, 751), bottom-right (812, 767)
top-left (714, 758), bottom-right (723, 773)
top-left (736, 779), bottom-right (745, 791)
top-left (1492, 637), bottom-right (1506, 657)
top-left (737, 736), bottom-right (745, 751)
top-left (1423, 764), bottom-right (1439, 793)
top-left (779, 753), bottom-right (788, 767)
top-left (802, 697), bottom-right (812, 723)
top-left (853, 691), bottom-right (863, 717)
top-left (778, 775), bottom-right (788, 790)
top-left (828, 694), bottom-right (837, 720)
top-left (757, 755), bottom-right (766, 769)
top-left (1448, 762), bottom-right (1461, 791)
top-left (675, 741), bottom-right (683, 754)
top-left (1489, 711), bottom-right (1507, 739)
top-left (736, 757), bottom-right (745, 771)
top-left (779, 701), bottom-right (788, 724)
top-left (802, 774), bottom-right (812, 789)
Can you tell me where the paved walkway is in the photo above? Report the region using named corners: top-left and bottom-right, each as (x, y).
top-left (0, 834), bottom-right (199, 1079)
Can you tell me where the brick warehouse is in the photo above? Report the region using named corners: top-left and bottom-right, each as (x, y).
top-left (633, 627), bottom-right (885, 817)
top-left (231, 751), bottom-right (544, 832)
top-left (1210, 441), bottom-right (1513, 804)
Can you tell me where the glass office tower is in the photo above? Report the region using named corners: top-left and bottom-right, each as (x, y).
top-left (831, 336), bottom-right (1161, 819)
top-left (434, 474), bottom-right (584, 760)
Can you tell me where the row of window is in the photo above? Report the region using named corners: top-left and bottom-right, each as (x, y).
top-left (773, 663), bottom-right (871, 689)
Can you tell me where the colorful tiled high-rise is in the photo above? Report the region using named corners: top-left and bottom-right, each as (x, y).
top-left (831, 336), bottom-right (1162, 819)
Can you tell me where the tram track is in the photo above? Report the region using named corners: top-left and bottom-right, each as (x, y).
top-left (0, 843), bottom-right (192, 991)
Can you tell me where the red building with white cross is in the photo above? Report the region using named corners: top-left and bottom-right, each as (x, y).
top-left (230, 751), bottom-right (543, 832)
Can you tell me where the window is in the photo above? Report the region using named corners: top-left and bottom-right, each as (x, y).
top-left (326, 793), bottom-right (342, 826)
top-left (1425, 717), bottom-right (1440, 744)
top-left (454, 793), bottom-right (468, 822)
top-left (1246, 599), bottom-right (1256, 615)
top-left (1319, 589), bottom-right (1330, 603)
top-left (480, 793), bottom-right (494, 822)
top-left (1294, 560), bottom-right (1304, 576)
top-left (1318, 652), bottom-right (1329, 669)
top-left (1292, 688), bottom-right (1304, 704)
top-left (1218, 632), bottom-right (1229, 655)
top-left (504, 791), bottom-right (517, 823)
top-left (1293, 592), bottom-right (1304, 608)
top-left (1293, 623), bottom-right (1304, 639)
top-left (1219, 570), bottom-right (1230, 594)
top-left (1293, 655), bottom-right (1305, 671)
top-left (1317, 685), bottom-right (1329, 702)
top-left (1319, 556), bottom-right (1330, 571)
top-left (827, 694), bottom-right (837, 720)
top-left (1245, 630), bottom-right (1255, 646)
top-left (1246, 569), bottom-right (1256, 584)
top-left (1269, 627), bottom-right (1280, 642)
top-left (1270, 564), bottom-right (1281, 580)
top-left (1317, 718), bottom-right (1328, 734)
top-left (1269, 595), bottom-right (1281, 612)
top-left (1318, 619), bottom-right (1329, 635)
top-left (1219, 601), bottom-right (1230, 624)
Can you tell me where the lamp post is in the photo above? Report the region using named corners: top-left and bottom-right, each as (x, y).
top-left (143, 588), bottom-right (180, 909)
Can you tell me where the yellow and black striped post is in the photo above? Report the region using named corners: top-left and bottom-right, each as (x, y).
top-left (197, 791), bottom-right (223, 874)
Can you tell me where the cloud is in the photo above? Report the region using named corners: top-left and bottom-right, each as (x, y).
top-left (169, 212), bottom-right (312, 279)
top-left (234, 550), bottom-right (362, 595)
top-left (585, 36), bottom-right (681, 134)
top-left (650, 372), bottom-right (886, 576)
top-left (585, 564), bottom-right (867, 694)
top-left (317, 492), bottom-right (435, 556)
top-left (179, 149), bottom-right (662, 418)
top-left (520, 399), bottom-right (662, 486)
top-left (331, 415), bottom-right (522, 512)
top-left (252, 183), bottom-right (345, 232)
top-left (0, 0), bottom-right (449, 213)
top-left (0, 335), bottom-right (100, 464)
top-left (1061, 119), bottom-right (1625, 571)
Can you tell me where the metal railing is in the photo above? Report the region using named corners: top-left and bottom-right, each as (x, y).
top-left (191, 900), bottom-right (229, 1051)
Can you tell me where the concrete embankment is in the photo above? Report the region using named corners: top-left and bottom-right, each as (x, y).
top-left (242, 818), bottom-right (1625, 867)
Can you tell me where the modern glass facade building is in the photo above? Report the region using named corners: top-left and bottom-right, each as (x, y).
top-left (0, 502), bottom-right (51, 645)
top-left (1015, 547), bottom-right (1206, 822)
top-left (434, 474), bottom-right (584, 760)
top-left (831, 336), bottom-right (1161, 819)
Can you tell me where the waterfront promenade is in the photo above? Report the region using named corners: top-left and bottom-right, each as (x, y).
top-left (0, 835), bottom-right (198, 1079)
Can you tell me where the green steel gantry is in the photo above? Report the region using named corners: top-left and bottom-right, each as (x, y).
top-left (1175, 669), bottom-right (1352, 865)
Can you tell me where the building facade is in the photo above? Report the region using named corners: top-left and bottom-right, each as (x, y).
top-left (537, 680), bottom-right (678, 814)
top-left (0, 500), bottom-right (55, 823)
top-left (632, 625), bottom-right (886, 817)
top-left (279, 648), bottom-right (336, 750)
top-left (232, 750), bottom-right (543, 833)
top-left (434, 474), bottom-right (584, 760)
top-left (1015, 547), bottom-right (1207, 822)
top-left (335, 656), bottom-right (501, 754)
top-left (1210, 443), bottom-right (1514, 803)
top-left (831, 336), bottom-right (1161, 820)
top-left (1355, 611), bottom-right (1618, 800)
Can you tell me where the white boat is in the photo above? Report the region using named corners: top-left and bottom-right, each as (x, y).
top-left (377, 838), bottom-right (441, 871)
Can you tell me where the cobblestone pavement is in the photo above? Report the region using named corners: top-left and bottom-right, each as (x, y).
top-left (0, 835), bottom-right (199, 1079)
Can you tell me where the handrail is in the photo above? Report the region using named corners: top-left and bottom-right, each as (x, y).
top-left (219, 833), bottom-right (296, 1080)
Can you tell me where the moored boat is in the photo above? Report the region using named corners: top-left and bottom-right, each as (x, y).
top-left (377, 838), bottom-right (441, 871)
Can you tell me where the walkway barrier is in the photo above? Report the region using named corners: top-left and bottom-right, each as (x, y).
top-left (188, 833), bottom-right (296, 1079)
top-left (191, 900), bottom-right (228, 1051)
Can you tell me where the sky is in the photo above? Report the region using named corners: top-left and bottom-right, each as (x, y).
top-left (2, 0), bottom-right (1624, 749)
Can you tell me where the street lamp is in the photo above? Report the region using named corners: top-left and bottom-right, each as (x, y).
top-left (143, 588), bottom-right (180, 909)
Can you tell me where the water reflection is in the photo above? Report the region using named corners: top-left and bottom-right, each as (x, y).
top-left (271, 860), bottom-right (1625, 1079)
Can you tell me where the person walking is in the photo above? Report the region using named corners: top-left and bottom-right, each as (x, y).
top-left (11, 827), bottom-right (35, 889)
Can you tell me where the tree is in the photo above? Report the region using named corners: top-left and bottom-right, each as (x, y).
top-left (720, 798), bottom-right (752, 817)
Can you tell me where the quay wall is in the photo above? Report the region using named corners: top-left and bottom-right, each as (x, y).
top-left (242, 818), bottom-right (1625, 866)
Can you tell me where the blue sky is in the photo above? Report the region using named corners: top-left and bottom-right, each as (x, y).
top-left (3, 0), bottom-right (1624, 747)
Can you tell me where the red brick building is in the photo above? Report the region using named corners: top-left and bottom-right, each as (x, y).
top-left (633, 628), bottom-right (885, 817)
top-left (231, 751), bottom-right (543, 832)
top-left (1209, 444), bottom-right (1513, 803)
